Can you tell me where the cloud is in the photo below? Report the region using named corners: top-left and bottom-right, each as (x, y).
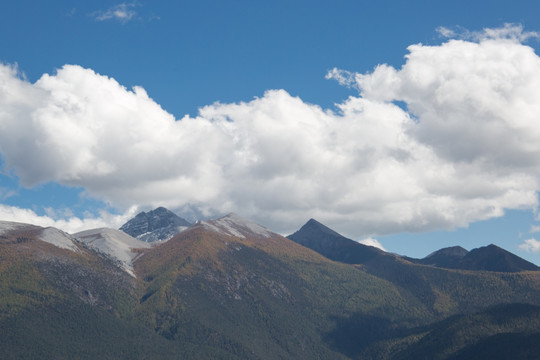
top-left (325, 68), bottom-right (357, 89)
top-left (530, 225), bottom-right (540, 233)
top-left (436, 26), bottom-right (456, 39)
top-left (93, 3), bottom-right (138, 24)
top-left (0, 188), bottom-right (17, 201)
top-left (2, 25), bottom-right (540, 236)
top-left (0, 204), bottom-right (138, 234)
top-left (436, 23), bottom-right (540, 42)
top-left (519, 238), bottom-right (540, 253)
top-left (358, 237), bottom-right (386, 252)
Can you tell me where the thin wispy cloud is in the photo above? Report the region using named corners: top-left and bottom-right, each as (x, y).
top-left (437, 23), bottom-right (540, 42)
top-left (93, 2), bottom-right (138, 24)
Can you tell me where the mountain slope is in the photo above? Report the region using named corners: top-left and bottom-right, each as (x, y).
top-left (74, 228), bottom-right (151, 277)
top-left (389, 303), bottom-right (540, 360)
top-left (119, 207), bottom-right (191, 242)
top-left (287, 219), bottom-right (540, 318)
top-left (134, 214), bottom-right (431, 359)
top-left (0, 221), bottom-right (233, 359)
top-left (0, 222), bottom-right (138, 314)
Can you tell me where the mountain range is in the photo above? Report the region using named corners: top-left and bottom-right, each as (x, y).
top-left (0, 208), bottom-right (539, 359)
top-left (288, 218), bottom-right (540, 273)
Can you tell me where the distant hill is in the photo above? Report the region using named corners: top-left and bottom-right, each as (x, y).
top-left (457, 244), bottom-right (540, 272)
top-left (414, 246), bottom-right (469, 268)
top-left (119, 207), bottom-right (191, 242)
top-left (409, 244), bottom-right (540, 273)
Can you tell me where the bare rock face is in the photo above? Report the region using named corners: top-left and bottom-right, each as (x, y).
top-left (119, 207), bottom-right (191, 242)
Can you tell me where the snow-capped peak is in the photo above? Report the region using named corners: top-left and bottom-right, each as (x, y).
top-left (0, 221), bottom-right (80, 253)
top-left (199, 213), bottom-right (274, 239)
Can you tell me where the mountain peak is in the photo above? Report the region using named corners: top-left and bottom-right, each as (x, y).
top-left (119, 207), bottom-right (191, 242)
top-left (288, 219), bottom-right (385, 264)
top-left (418, 246), bottom-right (469, 268)
top-left (425, 246), bottom-right (469, 259)
top-left (299, 218), bottom-right (344, 238)
top-left (198, 213), bottom-right (274, 239)
top-left (416, 243), bottom-right (539, 272)
top-left (459, 244), bottom-right (540, 272)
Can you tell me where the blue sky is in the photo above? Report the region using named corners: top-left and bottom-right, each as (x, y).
top-left (2, 1), bottom-right (540, 264)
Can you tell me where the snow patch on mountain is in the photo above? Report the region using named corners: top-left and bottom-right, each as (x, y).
top-left (0, 220), bottom-right (36, 235)
top-left (40, 227), bottom-right (81, 253)
top-left (74, 228), bottom-right (151, 277)
top-left (134, 226), bottom-right (189, 242)
top-left (200, 213), bottom-right (274, 239)
top-left (0, 221), bottom-right (81, 253)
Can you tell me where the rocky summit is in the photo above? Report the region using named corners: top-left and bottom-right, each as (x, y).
top-left (119, 207), bottom-right (191, 242)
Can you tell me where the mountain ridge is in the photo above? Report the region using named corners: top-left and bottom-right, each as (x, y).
top-left (0, 213), bottom-right (539, 359)
top-left (290, 218), bottom-right (539, 272)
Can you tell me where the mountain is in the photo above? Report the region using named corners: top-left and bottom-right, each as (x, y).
top-left (287, 218), bottom-right (386, 264)
top-left (408, 246), bottom-right (469, 268)
top-left (457, 244), bottom-right (540, 272)
top-left (420, 246), bottom-right (468, 267)
top-left (410, 244), bottom-right (540, 272)
top-left (0, 220), bottom-right (137, 308)
top-left (0, 221), bottom-right (214, 359)
top-left (290, 219), bottom-right (539, 273)
top-left (286, 219), bottom-right (540, 320)
top-left (134, 213), bottom-right (431, 359)
top-left (0, 215), bottom-right (539, 359)
top-left (119, 207), bottom-right (191, 242)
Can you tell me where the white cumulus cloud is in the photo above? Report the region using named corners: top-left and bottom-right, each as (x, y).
top-left (357, 237), bottom-right (386, 252)
top-left (2, 25), bottom-right (540, 236)
top-left (0, 204), bottom-right (138, 234)
top-left (519, 238), bottom-right (540, 253)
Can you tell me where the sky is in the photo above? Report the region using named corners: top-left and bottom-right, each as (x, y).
top-left (2, 0), bottom-right (540, 265)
